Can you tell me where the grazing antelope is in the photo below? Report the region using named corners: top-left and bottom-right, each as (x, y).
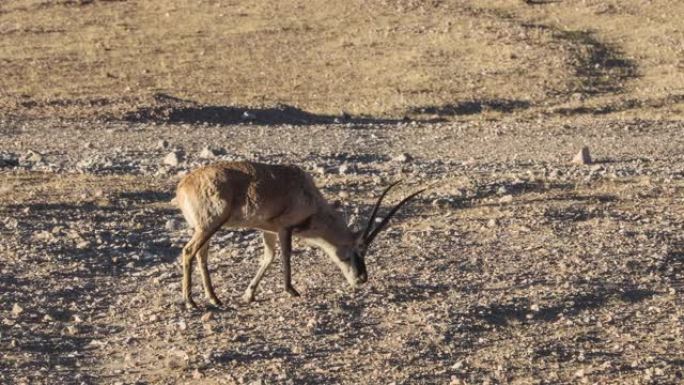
top-left (175, 161), bottom-right (424, 309)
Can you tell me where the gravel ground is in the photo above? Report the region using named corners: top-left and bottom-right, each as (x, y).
top-left (1, 118), bottom-right (683, 384)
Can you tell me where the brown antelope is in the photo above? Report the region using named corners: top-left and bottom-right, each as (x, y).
top-left (175, 161), bottom-right (424, 309)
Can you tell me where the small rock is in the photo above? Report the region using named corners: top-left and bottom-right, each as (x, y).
top-left (487, 218), bottom-right (498, 228)
top-left (496, 186), bottom-right (508, 195)
top-left (21, 150), bottom-right (43, 164)
top-left (157, 139), bottom-right (169, 149)
top-left (392, 153), bottom-right (413, 163)
top-left (499, 195), bottom-right (514, 204)
top-left (86, 339), bottom-right (105, 349)
top-left (242, 111), bottom-right (256, 120)
top-left (199, 147), bottom-right (219, 159)
top-left (11, 303), bottom-right (23, 316)
top-left (201, 312), bottom-right (213, 322)
top-left (163, 151), bottom-right (184, 167)
top-left (572, 146), bottom-right (592, 165)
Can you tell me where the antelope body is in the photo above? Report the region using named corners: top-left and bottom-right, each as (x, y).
top-left (175, 161), bottom-right (422, 309)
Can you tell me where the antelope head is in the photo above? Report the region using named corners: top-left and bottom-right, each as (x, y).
top-left (304, 182), bottom-right (425, 287)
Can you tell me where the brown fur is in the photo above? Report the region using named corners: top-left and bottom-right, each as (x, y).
top-left (176, 161), bottom-right (361, 309)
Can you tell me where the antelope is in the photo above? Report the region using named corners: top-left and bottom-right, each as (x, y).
top-left (175, 161), bottom-right (424, 309)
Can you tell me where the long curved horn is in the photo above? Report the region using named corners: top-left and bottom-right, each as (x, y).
top-left (364, 188), bottom-right (426, 246)
top-left (361, 181), bottom-right (402, 240)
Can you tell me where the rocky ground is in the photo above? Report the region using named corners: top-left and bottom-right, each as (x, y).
top-left (1, 118), bottom-right (683, 384)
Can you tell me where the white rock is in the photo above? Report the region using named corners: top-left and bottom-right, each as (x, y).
top-left (199, 147), bottom-right (218, 159)
top-left (392, 153), bottom-right (413, 163)
top-left (163, 151), bottom-right (184, 167)
top-left (572, 146), bottom-right (592, 165)
top-left (22, 150), bottom-right (43, 164)
top-left (11, 303), bottom-right (23, 316)
top-left (499, 195), bottom-right (513, 203)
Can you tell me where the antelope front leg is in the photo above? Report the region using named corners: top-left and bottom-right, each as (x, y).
top-left (278, 227), bottom-right (300, 297)
top-left (242, 232), bottom-right (277, 303)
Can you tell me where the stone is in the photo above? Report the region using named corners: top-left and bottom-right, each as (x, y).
top-left (572, 146), bottom-right (592, 165)
top-left (392, 153), bottom-right (413, 163)
top-left (21, 150), bottom-right (43, 164)
top-left (199, 147), bottom-right (219, 159)
top-left (499, 195), bottom-right (513, 204)
top-left (163, 151), bottom-right (184, 167)
top-left (11, 303), bottom-right (23, 316)
top-left (27, 151), bottom-right (43, 163)
top-left (201, 312), bottom-right (213, 322)
top-left (157, 139), bottom-right (169, 149)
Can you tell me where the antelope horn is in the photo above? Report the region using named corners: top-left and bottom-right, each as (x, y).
top-left (361, 181), bottom-right (402, 241)
top-left (364, 188), bottom-right (426, 246)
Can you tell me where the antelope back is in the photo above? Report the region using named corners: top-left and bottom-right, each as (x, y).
top-left (176, 161), bottom-right (323, 231)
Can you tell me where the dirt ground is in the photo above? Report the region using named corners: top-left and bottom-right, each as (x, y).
top-left (1, 0), bottom-right (683, 121)
top-left (1, 1), bottom-right (684, 384)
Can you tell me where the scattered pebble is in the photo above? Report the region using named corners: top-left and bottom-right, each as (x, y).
top-left (163, 151), bottom-right (184, 166)
top-left (572, 146), bottom-right (592, 165)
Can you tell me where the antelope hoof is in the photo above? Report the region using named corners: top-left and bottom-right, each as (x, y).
top-left (286, 286), bottom-right (300, 298)
top-left (242, 290), bottom-right (255, 304)
top-left (209, 297), bottom-right (223, 308)
top-left (184, 298), bottom-right (198, 311)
